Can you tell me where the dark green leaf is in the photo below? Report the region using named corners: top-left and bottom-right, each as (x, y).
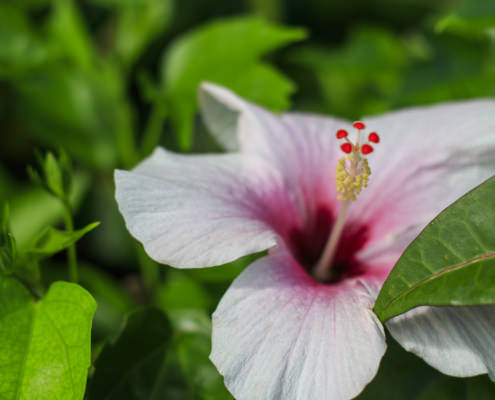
top-left (166, 309), bottom-right (232, 399)
top-left (0, 4), bottom-right (54, 77)
top-left (157, 270), bottom-right (212, 311)
top-left (88, 307), bottom-right (174, 400)
top-left (15, 67), bottom-right (124, 168)
top-left (0, 276), bottom-right (96, 399)
top-left (161, 16), bottom-right (306, 149)
top-left (26, 222), bottom-right (99, 260)
top-left (290, 26), bottom-right (409, 118)
top-left (375, 176), bottom-right (495, 322)
top-left (395, 35), bottom-right (495, 107)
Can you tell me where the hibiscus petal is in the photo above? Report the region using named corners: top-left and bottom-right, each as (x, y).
top-left (353, 100), bottom-right (495, 255)
top-left (386, 305), bottom-right (495, 380)
top-left (211, 249), bottom-right (387, 400)
top-left (200, 83), bottom-right (350, 220)
top-left (115, 148), bottom-right (297, 267)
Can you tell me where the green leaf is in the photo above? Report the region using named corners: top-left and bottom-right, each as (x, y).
top-left (78, 263), bottom-right (135, 338)
top-left (161, 16), bottom-right (307, 149)
top-left (26, 222), bottom-right (99, 260)
top-left (436, 0), bottom-right (495, 39)
top-left (15, 67), bottom-right (124, 168)
top-left (166, 309), bottom-right (232, 399)
top-left (375, 176), bottom-right (495, 322)
top-left (290, 26), bottom-right (409, 118)
top-left (395, 34), bottom-right (495, 107)
top-left (0, 4), bottom-right (54, 77)
top-left (157, 270), bottom-right (212, 311)
top-left (47, 0), bottom-right (94, 70)
top-left (0, 277), bottom-right (96, 399)
top-left (87, 307), bottom-right (174, 400)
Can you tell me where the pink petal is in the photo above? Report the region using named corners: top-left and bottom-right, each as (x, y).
top-left (211, 249), bottom-right (387, 400)
top-left (115, 148), bottom-right (298, 267)
top-left (352, 100), bottom-right (495, 261)
top-left (200, 82), bottom-right (350, 225)
top-left (386, 305), bottom-right (495, 380)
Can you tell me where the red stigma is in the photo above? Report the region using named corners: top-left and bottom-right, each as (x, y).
top-left (361, 144), bottom-right (373, 155)
top-left (341, 143), bottom-right (353, 154)
top-left (353, 121), bottom-right (365, 130)
top-left (368, 132), bottom-right (380, 143)
top-left (336, 129), bottom-right (348, 139)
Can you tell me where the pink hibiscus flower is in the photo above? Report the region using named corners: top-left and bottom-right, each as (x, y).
top-left (115, 83), bottom-right (495, 399)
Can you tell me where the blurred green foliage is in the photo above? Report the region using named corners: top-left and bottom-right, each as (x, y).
top-left (0, 0), bottom-right (495, 398)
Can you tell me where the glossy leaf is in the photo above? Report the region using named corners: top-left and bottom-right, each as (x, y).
top-left (375, 176), bottom-right (495, 322)
top-left (161, 16), bottom-right (306, 149)
top-left (87, 307), bottom-right (174, 400)
top-left (0, 276), bottom-right (96, 399)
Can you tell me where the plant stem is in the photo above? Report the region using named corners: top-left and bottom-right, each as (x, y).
top-left (62, 200), bottom-right (78, 283)
top-left (141, 101), bottom-right (167, 158)
top-left (135, 242), bottom-right (159, 296)
top-left (30, 259), bottom-right (43, 296)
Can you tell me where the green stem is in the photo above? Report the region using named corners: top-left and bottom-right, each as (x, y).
top-left (135, 242), bottom-right (159, 296)
top-left (30, 259), bottom-right (43, 297)
top-left (62, 200), bottom-right (78, 283)
top-left (141, 101), bottom-right (168, 158)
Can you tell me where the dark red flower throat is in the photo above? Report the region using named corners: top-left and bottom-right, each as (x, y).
top-left (287, 205), bottom-right (369, 284)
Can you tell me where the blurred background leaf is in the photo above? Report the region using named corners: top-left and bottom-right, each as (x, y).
top-left (161, 16), bottom-right (307, 149)
top-left (436, 0), bottom-right (495, 39)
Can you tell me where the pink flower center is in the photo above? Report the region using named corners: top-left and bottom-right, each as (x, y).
top-left (287, 205), bottom-right (369, 284)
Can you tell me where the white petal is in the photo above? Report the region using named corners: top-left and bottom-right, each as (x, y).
top-left (386, 305), bottom-right (495, 380)
top-left (211, 250), bottom-right (387, 400)
top-left (353, 100), bottom-right (495, 254)
top-left (198, 82), bottom-right (251, 151)
top-left (115, 148), bottom-right (298, 267)
top-left (200, 82), bottom-right (350, 220)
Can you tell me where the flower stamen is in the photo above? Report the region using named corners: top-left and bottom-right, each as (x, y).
top-left (313, 122), bottom-right (379, 282)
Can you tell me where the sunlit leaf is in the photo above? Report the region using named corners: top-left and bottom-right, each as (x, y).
top-left (0, 276), bottom-right (96, 400)
top-left (375, 176), bottom-right (495, 322)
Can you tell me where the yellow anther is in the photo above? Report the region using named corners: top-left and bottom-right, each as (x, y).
top-left (335, 149), bottom-right (373, 201)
